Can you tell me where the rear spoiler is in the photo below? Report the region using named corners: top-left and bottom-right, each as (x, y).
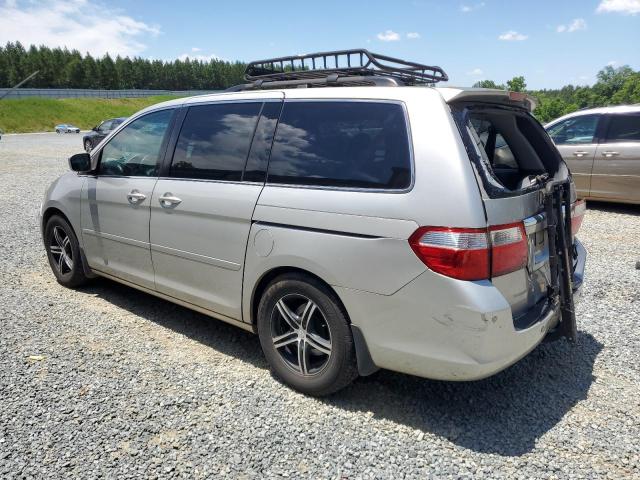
top-left (438, 88), bottom-right (537, 112)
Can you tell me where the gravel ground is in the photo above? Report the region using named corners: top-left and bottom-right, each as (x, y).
top-left (1, 132), bottom-right (639, 479)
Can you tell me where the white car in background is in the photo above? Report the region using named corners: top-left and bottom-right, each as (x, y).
top-left (55, 124), bottom-right (80, 134)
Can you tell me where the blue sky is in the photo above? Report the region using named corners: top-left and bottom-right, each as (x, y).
top-left (0, 0), bottom-right (638, 89)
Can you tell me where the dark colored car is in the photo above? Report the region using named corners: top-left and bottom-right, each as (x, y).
top-left (83, 117), bottom-right (127, 152)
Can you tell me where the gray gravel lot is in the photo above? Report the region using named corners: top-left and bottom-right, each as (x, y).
top-left (1, 132), bottom-right (639, 479)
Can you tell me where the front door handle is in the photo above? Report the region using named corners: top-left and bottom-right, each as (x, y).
top-left (572, 151), bottom-right (589, 157)
top-left (602, 151), bottom-right (620, 158)
top-left (127, 190), bottom-right (146, 204)
top-left (158, 193), bottom-right (182, 208)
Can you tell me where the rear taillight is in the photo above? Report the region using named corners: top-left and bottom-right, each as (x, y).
top-left (489, 222), bottom-right (528, 277)
top-left (408, 227), bottom-right (489, 280)
top-left (409, 222), bottom-right (528, 281)
top-left (570, 199), bottom-right (586, 236)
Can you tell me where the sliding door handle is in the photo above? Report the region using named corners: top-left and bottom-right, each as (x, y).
top-left (127, 190), bottom-right (146, 204)
top-left (572, 151), bottom-right (589, 157)
top-left (158, 193), bottom-right (182, 208)
top-left (602, 151), bottom-right (620, 158)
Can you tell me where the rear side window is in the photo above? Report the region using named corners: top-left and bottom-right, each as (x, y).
top-left (267, 101), bottom-right (411, 189)
top-left (171, 102), bottom-right (261, 181)
top-left (604, 114), bottom-right (640, 143)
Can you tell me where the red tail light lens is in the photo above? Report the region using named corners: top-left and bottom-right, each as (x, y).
top-left (489, 222), bottom-right (528, 277)
top-left (409, 227), bottom-right (490, 281)
top-left (409, 222), bottom-right (528, 280)
top-left (570, 199), bottom-right (586, 236)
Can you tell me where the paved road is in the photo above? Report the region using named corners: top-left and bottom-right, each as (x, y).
top-left (1, 133), bottom-right (639, 479)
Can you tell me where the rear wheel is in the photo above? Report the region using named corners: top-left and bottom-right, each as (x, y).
top-left (56, 129), bottom-right (61, 134)
top-left (257, 273), bottom-right (358, 396)
top-left (44, 215), bottom-right (90, 288)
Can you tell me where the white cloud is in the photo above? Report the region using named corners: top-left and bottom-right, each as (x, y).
top-left (377, 30), bottom-right (401, 41)
top-left (0, 0), bottom-right (160, 57)
top-left (607, 60), bottom-right (618, 66)
top-left (191, 47), bottom-right (201, 52)
top-left (596, 0), bottom-right (640, 15)
top-left (178, 52), bottom-right (221, 62)
top-left (460, 2), bottom-right (485, 12)
top-left (557, 18), bottom-right (587, 33)
top-left (406, 32), bottom-right (421, 39)
top-left (498, 30), bottom-right (528, 41)
top-left (467, 68), bottom-right (483, 76)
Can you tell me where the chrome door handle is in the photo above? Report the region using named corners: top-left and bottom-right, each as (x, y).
top-left (603, 151), bottom-right (620, 158)
top-left (572, 151), bottom-right (589, 157)
top-left (158, 193), bottom-right (182, 208)
top-left (127, 190), bottom-right (146, 204)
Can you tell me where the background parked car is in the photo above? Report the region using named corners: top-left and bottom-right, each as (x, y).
top-left (55, 124), bottom-right (80, 134)
top-left (546, 105), bottom-right (640, 204)
top-left (83, 117), bottom-right (127, 152)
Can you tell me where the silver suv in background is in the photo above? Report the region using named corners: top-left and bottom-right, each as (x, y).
top-left (546, 105), bottom-right (640, 204)
top-left (40, 50), bottom-right (586, 395)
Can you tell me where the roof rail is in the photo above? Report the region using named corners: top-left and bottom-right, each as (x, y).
top-left (227, 49), bottom-right (448, 91)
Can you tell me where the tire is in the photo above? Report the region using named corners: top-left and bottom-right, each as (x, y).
top-left (56, 129), bottom-right (61, 134)
top-left (44, 215), bottom-right (90, 288)
top-left (257, 273), bottom-right (359, 396)
top-left (84, 140), bottom-right (92, 153)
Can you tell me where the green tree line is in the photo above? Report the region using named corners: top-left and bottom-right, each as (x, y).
top-left (2, 42), bottom-right (639, 123)
top-left (0, 42), bottom-right (245, 90)
top-left (474, 65), bottom-right (640, 123)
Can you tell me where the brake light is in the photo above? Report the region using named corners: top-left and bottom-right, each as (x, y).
top-left (409, 222), bottom-right (528, 281)
top-left (570, 199), bottom-right (586, 236)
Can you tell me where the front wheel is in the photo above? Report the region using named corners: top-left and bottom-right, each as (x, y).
top-left (44, 215), bottom-right (90, 288)
top-left (257, 273), bottom-right (358, 396)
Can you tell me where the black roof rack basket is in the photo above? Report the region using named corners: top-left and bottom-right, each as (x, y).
top-left (229, 49), bottom-right (448, 91)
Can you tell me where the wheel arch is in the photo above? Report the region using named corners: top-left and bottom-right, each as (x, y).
top-left (249, 266), bottom-right (349, 327)
top-left (42, 206), bottom-right (71, 233)
top-left (249, 265), bottom-right (378, 377)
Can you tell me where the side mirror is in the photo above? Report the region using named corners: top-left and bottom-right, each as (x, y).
top-left (68, 152), bottom-right (92, 173)
top-left (92, 126), bottom-right (99, 132)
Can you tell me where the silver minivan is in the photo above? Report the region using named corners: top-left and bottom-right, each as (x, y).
top-left (546, 105), bottom-right (640, 204)
top-left (41, 50), bottom-right (586, 395)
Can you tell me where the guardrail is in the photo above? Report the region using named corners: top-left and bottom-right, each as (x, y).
top-left (0, 88), bottom-right (221, 99)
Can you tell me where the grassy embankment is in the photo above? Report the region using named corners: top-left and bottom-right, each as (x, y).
top-left (0, 96), bottom-right (179, 133)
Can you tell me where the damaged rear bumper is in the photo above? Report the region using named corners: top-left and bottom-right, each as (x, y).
top-left (338, 238), bottom-right (586, 381)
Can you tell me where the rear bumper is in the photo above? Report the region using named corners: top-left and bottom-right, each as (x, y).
top-left (339, 238), bottom-right (587, 381)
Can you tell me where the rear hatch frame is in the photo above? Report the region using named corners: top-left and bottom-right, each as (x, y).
top-left (449, 98), bottom-right (578, 341)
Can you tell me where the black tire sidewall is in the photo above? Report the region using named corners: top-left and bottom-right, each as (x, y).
top-left (44, 215), bottom-right (87, 288)
top-left (257, 274), bottom-right (357, 396)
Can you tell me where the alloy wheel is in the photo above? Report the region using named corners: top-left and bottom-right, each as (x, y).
top-left (49, 226), bottom-right (74, 274)
top-left (270, 294), bottom-right (332, 376)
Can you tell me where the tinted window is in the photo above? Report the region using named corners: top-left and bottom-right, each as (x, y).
top-left (98, 120), bottom-right (112, 132)
top-left (243, 102), bottom-right (282, 183)
top-left (547, 115), bottom-right (599, 145)
top-left (171, 102), bottom-right (261, 181)
top-left (605, 114), bottom-right (640, 143)
top-left (99, 109), bottom-right (173, 177)
top-left (267, 102), bottom-right (411, 189)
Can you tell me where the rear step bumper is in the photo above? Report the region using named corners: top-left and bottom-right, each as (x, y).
top-left (335, 238), bottom-right (586, 382)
